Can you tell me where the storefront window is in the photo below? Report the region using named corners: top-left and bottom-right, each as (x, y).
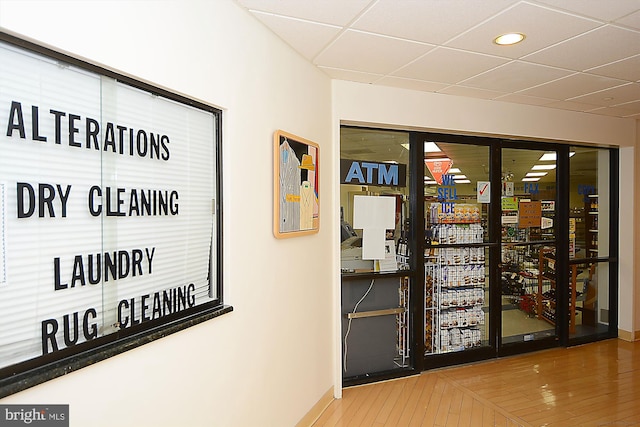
top-left (340, 127), bottom-right (412, 382)
top-left (339, 125), bottom-right (618, 385)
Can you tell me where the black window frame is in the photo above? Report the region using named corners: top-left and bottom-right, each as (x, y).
top-left (0, 31), bottom-right (230, 398)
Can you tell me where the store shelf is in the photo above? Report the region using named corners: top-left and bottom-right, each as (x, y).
top-left (424, 203), bottom-right (486, 356)
top-left (538, 248), bottom-right (583, 333)
top-left (538, 248), bottom-right (560, 328)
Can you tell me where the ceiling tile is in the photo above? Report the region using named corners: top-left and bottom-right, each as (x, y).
top-left (460, 61), bottom-right (572, 93)
top-left (587, 54), bottom-right (640, 81)
top-left (569, 82), bottom-right (640, 106)
top-left (537, 0), bottom-right (640, 22)
top-left (524, 25), bottom-right (640, 71)
top-left (376, 76), bottom-right (450, 93)
top-left (588, 104), bottom-right (640, 117)
top-left (518, 73), bottom-right (628, 100)
top-left (317, 66), bottom-right (383, 84)
top-left (446, 2), bottom-right (601, 59)
top-left (495, 93), bottom-right (556, 106)
top-left (613, 99), bottom-right (640, 114)
top-left (352, 0), bottom-right (518, 44)
top-left (236, 0), bottom-right (370, 26)
top-left (544, 100), bottom-right (605, 113)
top-left (393, 47), bottom-right (509, 84)
top-left (437, 85), bottom-right (506, 100)
top-left (616, 9), bottom-right (640, 30)
top-left (235, 0), bottom-right (640, 120)
top-left (250, 12), bottom-right (341, 60)
top-left (314, 30), bottom-right (434, 74)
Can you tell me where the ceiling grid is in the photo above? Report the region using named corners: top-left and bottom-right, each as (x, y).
top-left (236, 0), bottom-right (640, 120)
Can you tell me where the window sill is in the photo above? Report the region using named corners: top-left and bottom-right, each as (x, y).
top-left (0, 304), bottom-right (233, 398)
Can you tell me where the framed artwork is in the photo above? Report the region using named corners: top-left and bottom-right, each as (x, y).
top-left (274, 130), bottom-right (319, 238)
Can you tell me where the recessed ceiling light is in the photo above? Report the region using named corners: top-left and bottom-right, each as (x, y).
top-left (539, 152), bottom-right (575, 161)
top-left (532, 164), bottom-right (557, 170)
top-left (522, 177), bottom-right (540, 182)
top-left (455, 179), bottom-right (471, 184)
top-left (449, 168), bottom-right (462, 174)
top-left (401, 142), bottom-right (443, 152)
top-left (424, 142), bottom-right (442, 152)
top-left (424, 157), bottom-right (451, 163)
top-left (526, 172), bottom-right (547, 177)
top-left (494, 33), bottom-right (525, 46)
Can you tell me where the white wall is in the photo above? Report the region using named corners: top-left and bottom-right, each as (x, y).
top-left (620, 146), bottom-right (635, 334)
top-left (0, 1), bottom-right (334, 426)
top-left (333, 81), bottom-right (636, 146)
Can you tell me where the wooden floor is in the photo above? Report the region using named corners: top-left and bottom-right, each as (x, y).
top-left (313, 339), bottom-right (640, 427)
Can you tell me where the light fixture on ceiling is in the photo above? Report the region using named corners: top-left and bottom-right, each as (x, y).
top-left (502, 171), bottom-right (514, 181)
top-left (539, 152), bottom-right (576, 161)
top-left (424, 142), bottom-right (442, 152)
top-left (522, 177), bottom-right (540, 182)
top-left (449, 168), bottom-right (462, 174)
top-left (532, 164), bottom-right (557, 170)
top-left (526, 172), bottom-right (548, 177)
top-left (493, 32), bottom-right (525, 46)
top-left (401, 142), bottom-right (442, 152)
top-left (455, 179), bottom-right (471, 184)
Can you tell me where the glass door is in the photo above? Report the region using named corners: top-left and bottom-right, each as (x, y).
top-left (568, 146), bottom-right (616, 341)
top-left (421, 135), bottom-right (494, 362)
top-left (500, 147), bottom-right (558, 346)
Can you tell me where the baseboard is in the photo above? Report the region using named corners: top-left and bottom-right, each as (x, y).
top-left (617, 329), bottom-right (640, 342)
top-left (295, 386), bottom-right (335, 427)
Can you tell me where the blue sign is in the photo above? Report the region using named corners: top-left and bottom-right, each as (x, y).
top-left (340, 159), bottom-right (407, 187)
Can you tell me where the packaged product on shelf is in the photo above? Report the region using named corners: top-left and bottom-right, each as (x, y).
top-left (440, 329), bottom-right (450, 352)
top-left (424, 217), bottom-right (487, 355)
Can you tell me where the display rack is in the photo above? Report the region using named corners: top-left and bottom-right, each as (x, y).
top-left (396, 276), bottom-right (410, 366)
top-left (424, 203), bottom-right (486, 355)
top-left (538, 248), bottom-right (580, 333)
top-left (538, 248), bottom-right (557, 325)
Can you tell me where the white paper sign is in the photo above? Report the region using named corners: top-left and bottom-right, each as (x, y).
top-left (352, 195), bottom-right (395, 260)
top-left (477, 181), bottom-right (490, 203)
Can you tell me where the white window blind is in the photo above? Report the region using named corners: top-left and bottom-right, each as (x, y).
top-left (0, 41), bottom-right (218, 369)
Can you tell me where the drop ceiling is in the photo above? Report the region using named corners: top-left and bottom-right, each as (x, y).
top-left (235, 0), bottom-right (640, 120)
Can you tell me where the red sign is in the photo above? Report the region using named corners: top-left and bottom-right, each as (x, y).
top-left (425, 159), bottom-right (453, 184)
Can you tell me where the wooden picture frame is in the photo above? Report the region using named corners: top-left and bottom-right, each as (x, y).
top-left (274, 130), bottom-right (319, 238)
